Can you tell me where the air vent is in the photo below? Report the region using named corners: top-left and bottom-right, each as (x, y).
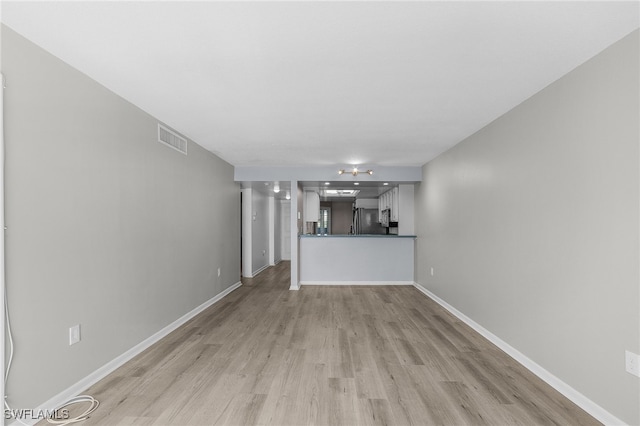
top-left (158, 124), bottom-right (187, 155)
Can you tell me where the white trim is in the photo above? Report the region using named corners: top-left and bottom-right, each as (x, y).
top-left (269, 257), bottom-right (283, 267)
top-left (300, 280), bottom-right (414, 286)
top-left (251, 264), bottom-right (269, 278)
top-left (18, 282), bottom-right (242, 426)
top-left (412, 282), bottom-right (626, 426)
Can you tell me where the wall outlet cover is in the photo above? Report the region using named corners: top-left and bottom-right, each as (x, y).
top-left (69, 324), bottom-right (81, 346)
top-left (625, 350), bottom-right (640, 378)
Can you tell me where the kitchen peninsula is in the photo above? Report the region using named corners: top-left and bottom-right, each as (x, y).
top-left (299, 234), bottom-right (416, 285)
top-left (297, 182), bottom-right (416, 285)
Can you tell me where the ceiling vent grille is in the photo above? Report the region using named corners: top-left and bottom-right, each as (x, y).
top-left (158, 124), bottom-right (187, 155)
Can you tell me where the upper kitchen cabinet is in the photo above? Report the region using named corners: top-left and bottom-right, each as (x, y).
top-left (379, 187), bottom-right (399, 220)
top-left (379, 185), bottom-right (414, 235)
top-left (304, 190), bottom-right (320, 222)
top-left (391, 187), bottom-right (400, 222)
top-left (378, 189), bottom-right (395, 219)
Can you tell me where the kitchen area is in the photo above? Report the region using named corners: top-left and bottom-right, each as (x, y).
top-left (299, 182), bottom-right (416, 285)
top-left (235, 165), bottom-right (422, 289)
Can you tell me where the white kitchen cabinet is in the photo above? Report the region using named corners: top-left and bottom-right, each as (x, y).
top-left (379, 186), bottom-right (408, 227)
top-left (378, 191), bottom-right (390, 222)
top-left (378, 189), bottom-right (395, 216)
top-left (382, 191), bottom-right (391, 209)
top-left (391, 187), bottom-right (399, 222)
top-left (304, 191), bottom-right (320, 222)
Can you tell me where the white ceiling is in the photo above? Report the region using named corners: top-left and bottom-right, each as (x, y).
top-left (2, 1), bottom-right (638, 168)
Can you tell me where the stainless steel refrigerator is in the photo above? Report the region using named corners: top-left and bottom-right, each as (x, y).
top-left (352, 208), bottom-right (385, 235)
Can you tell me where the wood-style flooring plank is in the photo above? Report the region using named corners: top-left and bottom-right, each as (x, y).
top-left (45, 261), bottom-right (600, 426)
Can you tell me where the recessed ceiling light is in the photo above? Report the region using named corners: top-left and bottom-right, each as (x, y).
top-left (354, 182), bottom-right (360, 186)
top-left (325, 189), bottom-right (359, 196)
top-left (383, 182), bottom-right (389, 186)
top-left (324, 182), bottom-right (330, 185)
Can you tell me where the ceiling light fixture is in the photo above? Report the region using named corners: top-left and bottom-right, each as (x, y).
top-left (323, 189), bottom-right (360, 198)
top-left (273, 182), bottom-right (280, 193)
top-left (338, 167), bottom-right (373, 176)
top-left (354, 182), bottom-right (360, 186)
top-left (285, 190), bottom-right (291, 200)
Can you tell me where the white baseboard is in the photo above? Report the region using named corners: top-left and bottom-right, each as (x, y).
top-left (251, 264), bottom-right (269, 277)
top-left (15, 281), bottom-right (242, 426)
top-left (300, 280), bottom-right (414, 286)
top-left (412, 282), bottom-right (625, 426)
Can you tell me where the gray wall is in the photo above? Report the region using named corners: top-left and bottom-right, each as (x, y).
top-left (415, 30), bottom-right (639, 424)
top-left (2, 26), bottom-right (241, 409)
top-left (331, 201), bottom-right (353, 235)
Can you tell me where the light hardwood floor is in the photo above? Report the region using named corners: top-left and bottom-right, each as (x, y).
top-left (65, 261), bottom-right (599, 425)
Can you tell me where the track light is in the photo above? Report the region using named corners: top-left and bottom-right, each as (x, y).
top-left (338, 167), bottom-right (373, 176)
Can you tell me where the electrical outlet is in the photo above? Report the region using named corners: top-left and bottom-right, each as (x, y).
top-left (217, 267), bottom-right (221, 277)
top-left (626, 350), bottom-right (640, 377)
top-left (69, 324), bottom-right (81, 346)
